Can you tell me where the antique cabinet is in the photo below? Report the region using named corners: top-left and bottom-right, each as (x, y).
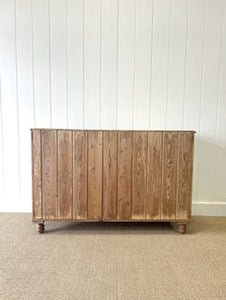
top-left (31, 129), bottom-right (195, 234)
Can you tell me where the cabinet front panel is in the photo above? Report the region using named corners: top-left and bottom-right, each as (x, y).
top-left (132, 132), bottom-right (147, 219)
top-left (146, 132), bottom-right (163, 220)
top-left (32, 130), bottom-right (195, 222)
top-left (87, 131), bottom-right (103, 220)
top-left (162, 132), bottom-right (178, 220)
top-left (73, 131), bottom-right (88, 219)
top-left (103, 131), bottom-right (117, 220)
top-left (32, 130), bottom-right (42, 219)
top-left (117, 132), bottom-right (132, 220)
top-left (176, 132), bottom-right (194, 219)
top-left (42, 130), bottom-right (57, 219)
top-left (58, 130), bottom-right (73, 219)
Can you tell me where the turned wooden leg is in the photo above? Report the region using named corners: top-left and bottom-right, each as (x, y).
top-left (177, 223), bottom-right (186, 234)
top-left (36, 222), bottom-right (45, 233)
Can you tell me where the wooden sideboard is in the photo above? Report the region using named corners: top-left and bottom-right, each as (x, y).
top-left (31, 129), bottom-right (195, 234)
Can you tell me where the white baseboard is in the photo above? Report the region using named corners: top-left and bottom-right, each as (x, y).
top-left (192, 202), bottom-right (226, 217)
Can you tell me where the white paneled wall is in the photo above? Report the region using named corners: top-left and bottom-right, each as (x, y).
top-left (0, 0), bottom-right (226, 215)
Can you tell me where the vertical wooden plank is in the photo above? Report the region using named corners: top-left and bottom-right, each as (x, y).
top-left (33, 0), bottom-right (51, 127)
top-left (117, 0), bottom-right (135, 129)
top-left (146, 132), bottom-right (163, 219)
top-left (73, 131), bottom-right (87, 219)
top-left (103, 131), bottom-right (117, 220)
top-left (88, 131), bottom-right (102, 219)
top-left (177, 132), bottom-right (194, 219)
top-left (101, 0), bottom-right (118, 129)
top-left (42, 130), bottom-right (57, 219)
top-left (162, 132), bottom-right (178, 220)
top-left (84, 0), bottom-right (101, 128)
top-left (58, 130), bottom-right (72, 219)
top-left (132, 132), bottom-right (147, 219)
top-left (32, 130), bottom-right (42, 219)
top-left (149, 0), bottom-right (171, 129)
top-left (117, 132), bottom-right (132, 219)
top-left (50, 0), bottom-right (67, 128)
top-left (67, 0), bottom-right (84, 128)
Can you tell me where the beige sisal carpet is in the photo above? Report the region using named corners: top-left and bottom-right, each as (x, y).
top-left (0, 213), bottom-right (226, 300)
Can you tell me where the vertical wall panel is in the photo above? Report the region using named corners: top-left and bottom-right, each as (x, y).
top-left (103, 131), bottom-right (118, 219)
top-left (117, 0), bottom-right (135, 129)
top-left (183, 0), bottom-right (206, 131)
top-left (133, 0), bottom-right (153, 129)
top-left (183, 0), bottom-right (206, 203)
top-left (16, 0), bottom-right (33, 212)
top-left (101, 0), bottom-right (118, 129)
top-left (50, 0), bottom-right (67, 128)
top-left (67, 0), bottom-right (84, 129)
top-left (42, 130), bottom-right (57, 219)
top-left (88, 131), bottom-right (102, 219)
top-left (0, 0), bottom-right (20, 211)
top-left (198, 0), bottom-right (223, 203)
top-left (214, 1), bottom-right (226, 203)
top-left (58, 130), bottom-right (72, 219)
top-left (0, 77), bottom-right (4, 209)
top-left (150, 0), bottom-right (171, 129)
top-left (1, 0), bottom-right (226, 213)
top-left (146, 132), bottom-right (163, 219)
top-left (73, 131), bottom-right (88, 219)
top-left (117, 132), bottom-right (132, 219)
top-left (166, 0), bottom-right (188, 129)
top-left (84, 0), bottom-right (101, 128)
top-left (132, 132), bottom-right (147, 219)
top-left (33, 0), bottom-right (51, 127)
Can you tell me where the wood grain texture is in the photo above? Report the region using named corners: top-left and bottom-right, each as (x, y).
top-left (58, 130), bottom-right (72, 219)
top-left (177, 132), bottom-right (194, 219)
top-left (73, 131), bottom-right (88, 219)
top-left (117, 132), bottom-right (132, 220)
top-left (132, 132), bottom-right (147, 219)
top-left (32, 129), bottom-right (195, 227)
top-left (32, 130), bottom-right (42, 219)
top-left (42, 130), bottom-right (57, 219)
top-left (88, 131), bottom-right (102, 220)
top-left (146, 132), bottom-right (163, 219)
top-left (103, 131), bottom-right (117, 220)
top-left (162, 132), bottom-right (178, 220)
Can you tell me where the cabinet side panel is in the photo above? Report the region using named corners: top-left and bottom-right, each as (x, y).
top-left (32, 130), bottom-right (42, 219)
top-left (103, 131), bottom-right (117, 220)
top-left (73, 131), bottom-right (88, 219)
top-left (88, 131), bottom-right (102, 220)
top-left (177, 132), bottom-right (194, 219)
top-left (162, 132), bottom-right (178, 220)
top-left (146, 132), bottom-right (163, 219)
top-left (132, 132), bottom-right (147, 219)
top-left (42, 130), bottom-right (57, 219)
top-left (58, 130), bottom-right (73, 219)
top-left (117, 132), bottom-right (132, 220)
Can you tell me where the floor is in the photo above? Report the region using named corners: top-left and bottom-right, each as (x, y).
top-left (0, 214), bottom-right (226, 300)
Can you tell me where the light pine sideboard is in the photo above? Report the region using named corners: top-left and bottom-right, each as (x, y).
top-left (31, 129), bottom-right (195, 234)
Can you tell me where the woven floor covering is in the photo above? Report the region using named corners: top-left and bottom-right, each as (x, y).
top-left (0, 214), bottom-right (226, 300)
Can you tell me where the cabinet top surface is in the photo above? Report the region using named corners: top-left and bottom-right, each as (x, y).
top-left (31, 128), bottom-right (196, 133)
